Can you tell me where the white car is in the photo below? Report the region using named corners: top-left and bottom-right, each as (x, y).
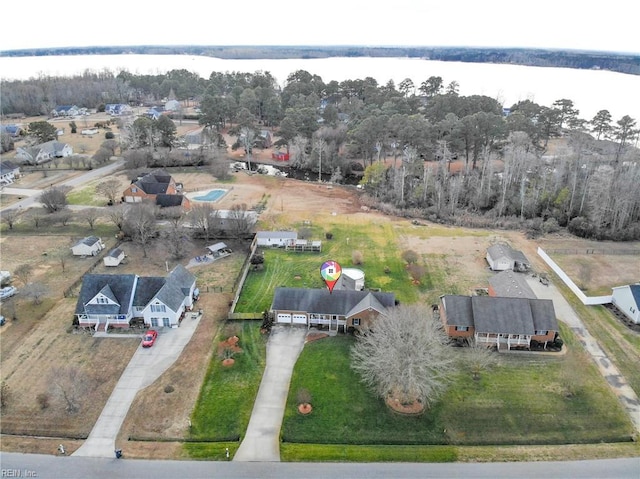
top-left (0, 286), bottom-right (17, 300)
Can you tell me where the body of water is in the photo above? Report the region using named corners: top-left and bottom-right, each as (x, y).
top-left (1, 54), bottom-right (639, 121)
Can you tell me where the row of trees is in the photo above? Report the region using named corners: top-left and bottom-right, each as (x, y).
top-left (3, 68), bottom-right (639, 239)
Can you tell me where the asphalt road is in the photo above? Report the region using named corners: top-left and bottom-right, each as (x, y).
top-left (0, 158), bottom-right (124, 212)
top-left (1, 453), bottom-right (638, 479)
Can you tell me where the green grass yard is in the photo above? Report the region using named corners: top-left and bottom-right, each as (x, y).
top-left (281, 329), bottom-right (633, 454)
top-left (235, 223), bottom-right (423, 313)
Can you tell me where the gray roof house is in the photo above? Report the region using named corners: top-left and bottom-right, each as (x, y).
top-left (0, 160), bottom-right (20, 185)
top-left (440, 294), bottom-right (558, 350)
top-left (255, 231), bottom-right (297, 247)
top-left (71, 236), bottom-right (105, 257)
top-left (75, 265), bottom-right (196, 330)
top-left (486, 244), bottom-right (531, 271)
top-left (15, 140), bottom-right (73, 165)
top-left (611, 284), bottom-right (640, 325)
top-left (271, 287), bottom-right (396, 333)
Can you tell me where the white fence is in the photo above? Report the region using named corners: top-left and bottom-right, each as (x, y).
top-left (537, 247), bottom-right (612, 305)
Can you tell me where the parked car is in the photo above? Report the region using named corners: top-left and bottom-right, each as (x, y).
top-left (0, 315), bottom-right (5, 326)
top-left (0, 286), bottom-right (17, 301)
top-left (141, 330), bottom-right (158, 348)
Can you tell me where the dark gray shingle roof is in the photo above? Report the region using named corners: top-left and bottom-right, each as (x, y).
top-left (441, 295), bottom-right (474, 327)
top-left (271, 287), bottom-right (395, 316)
top-left (75, 274), bottom-right (137, 316)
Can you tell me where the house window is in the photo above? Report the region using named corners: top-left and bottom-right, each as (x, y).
top-left (455, 326), bottom-right (469, 331)
top-left (163, 318), bottom-right (171, 327)
top-left (353, 318), bottom-right (361, 326)
top-left (535, 330), bottom-right (548, 336)
top-left (132, 187), bottom-right (137, 193)
top-left (151, 304), bottom-right (166, 313)
top-left (151, 318), bottom-right (159, 327)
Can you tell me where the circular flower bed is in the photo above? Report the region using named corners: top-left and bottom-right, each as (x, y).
top-left (385, 396), bottom-right (425, 416)
top-left (297, 403), bottom-right (313, 415)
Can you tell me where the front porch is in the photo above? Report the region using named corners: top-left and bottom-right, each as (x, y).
top-left (475, 332), bottom-right (531, 351)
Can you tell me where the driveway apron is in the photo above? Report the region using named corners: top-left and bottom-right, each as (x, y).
top-left (234, 325), bottom-right (307, 462)
top-left (72, 313), bottom-right (201, 458)
top-left (527, 277), bottom-right (640, 434)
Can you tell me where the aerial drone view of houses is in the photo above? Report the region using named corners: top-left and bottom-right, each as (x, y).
top-left (0, 78), bottom-right (639, 464)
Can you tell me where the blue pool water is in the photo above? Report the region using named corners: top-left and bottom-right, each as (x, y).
top-left (193, 189), bottom-right (227, 202)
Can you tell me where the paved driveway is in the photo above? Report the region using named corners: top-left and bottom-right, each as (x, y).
top-left (526, 276), bottom-right (640, 434)
top-left (73, 313), bottom-right (202, 458)
top-left (234, 325), bottom-right (307, 462)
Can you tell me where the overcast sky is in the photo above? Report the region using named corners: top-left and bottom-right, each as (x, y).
top-left (2, 0), bottom-right (638, 54)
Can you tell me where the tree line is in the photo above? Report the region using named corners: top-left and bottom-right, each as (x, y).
top-left (2, 67), bottom-right (639, 240)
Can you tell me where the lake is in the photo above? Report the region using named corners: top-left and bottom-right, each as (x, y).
top-left (1, 54), bottom-right (639, 121)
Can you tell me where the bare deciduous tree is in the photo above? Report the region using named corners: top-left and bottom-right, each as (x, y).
top-left (107, 204), bottom-right (128, 232)
top-left (1, 208), bottom-right (22, 230)
top-left (190, 203), bottom-right (218, 241)
top-left (22, 281), bottom-right (50, 304)
top-left (124, 204), bottom-right (158, 257)
top-left (461, 339), bottom-right (497, 380)
top-left (96, 179), bottom-right (122, 204)
top-left (82, 208), bottom-right (101, 230)
top-left (227, 203), bottom-right (252, 238)
top-left (13, 264), bottom-right (34, 286)
top-left (49, 366), bottom-right (92, 414)
top-left (351, 304), bottom-right (455, 408)
top-left (39, 186), bottom-right (71, 213)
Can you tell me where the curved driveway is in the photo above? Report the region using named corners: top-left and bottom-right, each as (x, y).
top-left (73, 313), bottom-right (202, 458)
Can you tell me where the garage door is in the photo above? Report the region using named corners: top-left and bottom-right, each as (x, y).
top-left (292, 314), bottom-right (307, 324)
top-left (276, 314), bottom-right (291, 323)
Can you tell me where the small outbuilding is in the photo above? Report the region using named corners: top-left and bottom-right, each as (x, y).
top-left (486, 244), bottom-right (530, 271)
top-left (71, 236), bottom-right (105, 257)
top-left (103, 248), bottom-right (125, 267)
top-left (337, 268), bottom-right (365, 291)
top-left (206, 242), bottom-right (233, 258)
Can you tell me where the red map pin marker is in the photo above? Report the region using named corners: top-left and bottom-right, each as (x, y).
top-left (320, 260), bottom-right (342, 294)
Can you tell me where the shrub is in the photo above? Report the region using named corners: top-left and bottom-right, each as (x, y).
top-left (105, 131), bottom-right (115, 139)
top-left (352, 250), bottom-right (364, 265)
top-left (401, 250), bottom-right (419, 264)
top-left (325, 232), bottom-right (333, 240)
top-left (164, 385), bottom-right (175, 394)
top-left (36, 393), bottom-right (50, 409)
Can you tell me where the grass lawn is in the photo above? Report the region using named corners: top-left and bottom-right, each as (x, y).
top-left (235, 222), bottom-right (422, 313)
top-left (185, 321), bottom-right (267, 449)
top-left (66, 185), bottom-right (105, 206)
top-left (281, 328), bottom-right (634, 459)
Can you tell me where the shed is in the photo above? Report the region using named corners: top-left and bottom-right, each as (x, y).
top-left (71, 236), bottom-right (105, 257)
top-left (337, 268), bottom-right (365, 291)
top-left (611, 284), bottom-right (640, 324)
top-left (206, 242), bottom-right (232, 258)
top-left (103, 248), bottom-right (125, 267)
top-left (486, 244), bottom-right (530, 271)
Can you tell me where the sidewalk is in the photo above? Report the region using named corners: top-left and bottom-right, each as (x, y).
top-left (233, 325), bottom-right (307, 462)
top-left (72, 314), bottom-right (202, 458)
top-left (527, 277), bottom-right (640, 434)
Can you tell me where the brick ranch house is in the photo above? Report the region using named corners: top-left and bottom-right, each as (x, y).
top-left (74, 265), bottom-right (197, 330)
top-left (439, 295), bottom-right (558, 350)
top-left (271, 287), bottom-right (396, 333)
top-left (122, 169), bottom-right (191, 210)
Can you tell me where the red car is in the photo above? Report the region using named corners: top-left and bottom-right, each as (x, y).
top-left (142, 330), bottom-right (158, 348)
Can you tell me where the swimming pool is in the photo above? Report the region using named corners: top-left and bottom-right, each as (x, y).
top-left (192, 189), bottom-right (227, 202)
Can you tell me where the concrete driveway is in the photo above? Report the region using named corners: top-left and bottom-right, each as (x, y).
top-left (72, 312), bottom-right (202, 458)
top-left (234, 325), bottom-right (307, 462)
top-left (526, 276), bottom-right (640, 434)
